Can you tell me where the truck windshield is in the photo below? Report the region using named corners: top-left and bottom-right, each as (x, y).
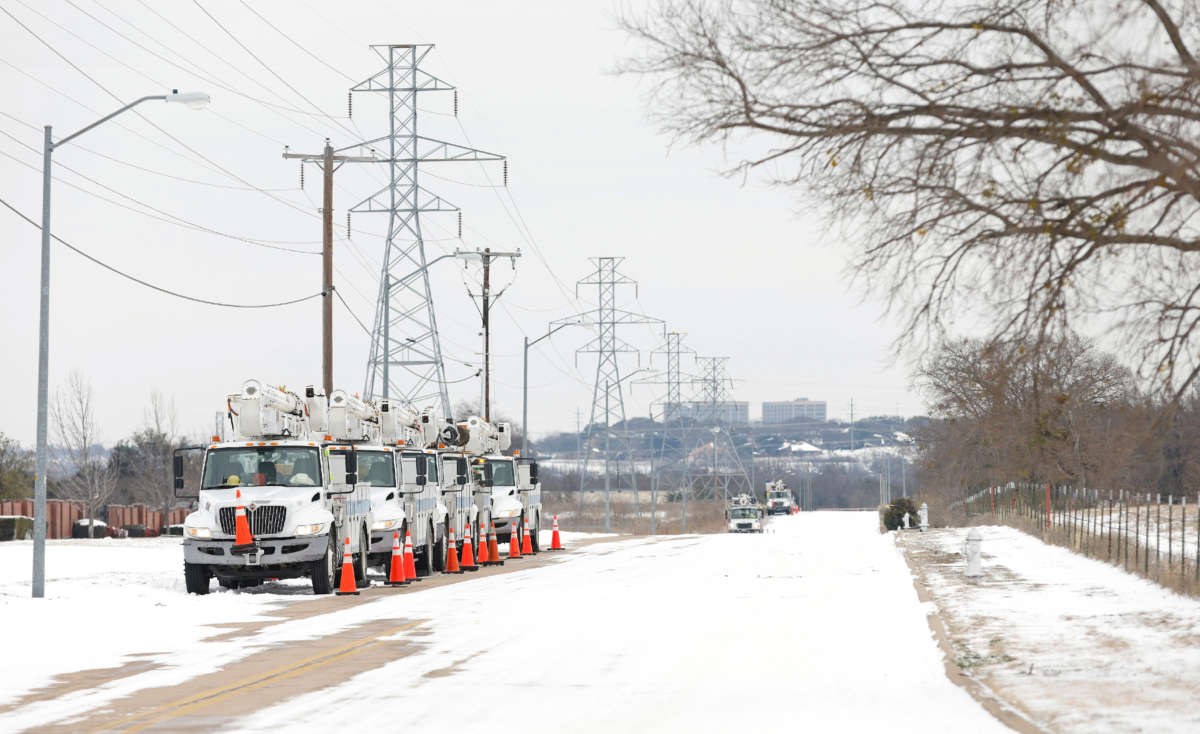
top-left (356, 451), bottom-right (396, 487)
top-left (485, 459), bottom-right (515, 487)
top-left (769, 492), bottom-right (789, 499)
top-left (202, 447), bottom-right (321, 488)
top-left (731, 508), bottom-right (757, 519)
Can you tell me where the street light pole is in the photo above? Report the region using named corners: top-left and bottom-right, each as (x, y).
top-left (520, 320), bottom-right (580, 456)
top-left (31, 91), bottom-right (208, 598)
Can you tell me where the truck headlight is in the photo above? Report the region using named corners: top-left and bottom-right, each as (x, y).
top-left (294, 523), bottom-right (327, 537)
top-left (371, 519), bottom-right (400, 531)
top-left (185, 526), bottom-right (212, 539)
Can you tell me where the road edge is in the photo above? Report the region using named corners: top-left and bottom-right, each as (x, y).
top-left (894, 532), bottom-right (1046, 734)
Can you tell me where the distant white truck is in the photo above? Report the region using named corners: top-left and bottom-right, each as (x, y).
top-left (726, 493), bottom-right (764, 533)
top-left (765, 480), bottom-right (795, 515)
top-left (175, 380), bottom-right (374, 595)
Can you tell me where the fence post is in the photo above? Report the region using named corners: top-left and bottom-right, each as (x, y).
top-left (1045, 482), bottom-right (1051, 530)
top-left (1145, 493), bottom-right (1151, 577)
top-left (1156, 493), bottom-right (1162, 578)
top-left (1107, 490), bottom-right (1113, 562)
top-left (1122, 490), bottom-right (1128, 570)
top-left (1168, 495), bottom-right (1173, 574)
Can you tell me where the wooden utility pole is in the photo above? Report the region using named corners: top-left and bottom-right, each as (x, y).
top-left (282, 140), bottom-right (374, 395)
top-left (455, 248), bottom-right (520, 421)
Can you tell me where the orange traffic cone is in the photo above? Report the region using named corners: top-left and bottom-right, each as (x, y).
top-left (403, 530), bottom-right (419, 581)
top-left (548, 514), bottom-right (564, 551)
top-left (444, 523), bottom-right (462, 574)
top-left (521, 517), bottom-right (534, 555)
top-left (335, 536), bottom-right (359, 595)
top-left (386, 530), bottom-right (408, 586)
top-left (486, 522), bottom-right (503, 566)
top-left (461, 522), bottom-right (478, 571)
top-left (508, 521), bottom-right (522, 559)
top-left (232, 489), bottom-right (255, 554)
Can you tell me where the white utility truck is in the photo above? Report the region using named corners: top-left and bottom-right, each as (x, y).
top-left (765, 480), bottom-right (795, 515)
top-left (175, 380), bottom-right (374, 594)
top-left (367, 399), bottom-right (450, 576)
top-left (461, 417), bottom-right (542, 547)
top-left (726, 493), bottom-right (764, 533)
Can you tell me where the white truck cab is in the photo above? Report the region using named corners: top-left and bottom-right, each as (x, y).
top-left (726, 493), bottom-right (764, 533)
top-left (478, 455), bottom-right (541, 547)
top-left (177, 380), bottom-right (374, 594)
top-left (766, 480), bottom-right (795, 515)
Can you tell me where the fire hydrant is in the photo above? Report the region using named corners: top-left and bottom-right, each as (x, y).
top-left (965, 528), bottom-right (983, 580)
top-left (918, 503), bottom-right (929, 533)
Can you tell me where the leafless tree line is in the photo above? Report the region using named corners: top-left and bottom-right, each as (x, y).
top-left (911, 334), bottom-right (1200, 508)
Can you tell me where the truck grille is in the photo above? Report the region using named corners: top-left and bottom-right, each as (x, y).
top-left (218, 505), bottom-right (287, 536)
top-left (737, 522), bottom-right (751, 529)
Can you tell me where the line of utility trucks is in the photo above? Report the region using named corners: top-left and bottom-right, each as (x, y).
top-left (173, 379), bottom-right (543, 595)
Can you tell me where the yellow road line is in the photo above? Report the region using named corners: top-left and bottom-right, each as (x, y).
top-left (90, 619), bottom-right (427, 733)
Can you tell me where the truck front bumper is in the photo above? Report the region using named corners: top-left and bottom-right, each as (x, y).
top-left (184, 536), bottom-right (326, 573)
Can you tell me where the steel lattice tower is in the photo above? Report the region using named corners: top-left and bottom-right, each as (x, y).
top-left (638, 331), bottom-right (697, 532)
top-left (346, 45), bottom-right (504, 416)
top-left (555, 257), bottom-right (661, 530)
top-left (687, 356), bottom-right (755, 504)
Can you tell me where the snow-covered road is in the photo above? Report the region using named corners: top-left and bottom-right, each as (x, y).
top-left (0, 514), bottom-right (1006, 733)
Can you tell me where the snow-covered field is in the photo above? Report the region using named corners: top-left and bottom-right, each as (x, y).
top-left (901, 525), bottom-right (1200, 733)
top-left (0, 514), bottom-right (1004, 733)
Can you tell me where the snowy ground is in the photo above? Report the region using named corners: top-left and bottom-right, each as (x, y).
top-left (0, 514), bottom-right (1004, 733)
top-left (900, 525), bottom-right (1200, 733)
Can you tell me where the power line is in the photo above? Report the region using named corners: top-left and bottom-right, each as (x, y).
top-left (0, 196), bottom-right (325, 309)
top-left (237, 1), bottom-right (356, 84)
top-left (0, 133), bottom-right (321, 254)
top-left (190, 0), bottom-right (359, 141)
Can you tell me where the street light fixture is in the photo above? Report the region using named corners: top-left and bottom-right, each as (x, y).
top-left (31, 90), bottom-right (209, 599)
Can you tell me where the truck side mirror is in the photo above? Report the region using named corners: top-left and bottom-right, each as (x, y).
top-left (529, 461), bottom-right (539, 483)
top-left (414, 454), bottom-right (427, 487)
top-left (455, 457), bottom-right (467, 485)
top-left (173, 455), bottom-right (184, 490)
top-left (172, 447), bottom-right (203, 499)
top-left (344, 451), bottom-right (358, 486)
top-left (482, 462), bottom-right (494, 487)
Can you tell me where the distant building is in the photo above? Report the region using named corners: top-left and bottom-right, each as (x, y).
top-left (762, 398), bottom-right (827, 424)
top-left (677, 401), bottom-right (749, 424)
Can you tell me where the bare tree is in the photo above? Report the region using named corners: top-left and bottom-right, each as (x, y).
top-left (913, 335), bottom-right (1153, 501)
top-left (51, 370), bottom-right (118, 537)
top-left (112, 391), bottom-right (180, 530)
top-left (620, 0), bottom-right (1200, 400)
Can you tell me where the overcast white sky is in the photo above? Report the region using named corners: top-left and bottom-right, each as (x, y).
top-left (0, 0), bottom-right (923, 447)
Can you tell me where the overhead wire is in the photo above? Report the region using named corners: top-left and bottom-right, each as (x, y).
top-left (0, 130), bottom-right (321, 254)
top-left (0, 195), bottom-right (324, 308)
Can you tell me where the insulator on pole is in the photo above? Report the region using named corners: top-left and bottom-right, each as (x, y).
top-left (348, 91), bottom-right (353, 119)
top-left (503, 159), bottom-right (508, 187)
top-left (457, 211), bottom-right (462, 238)
top-left (346, 211), bottom-right (351, 239)
top-left (453, 89), bottom-right (458, 117)
top-left (300, 163), bottom-right (304, 189)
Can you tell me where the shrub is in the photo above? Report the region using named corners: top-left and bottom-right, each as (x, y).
top-left (0, 515), bottom-right (33, 540)
top-left (882, 497), bottom-right (920, 531)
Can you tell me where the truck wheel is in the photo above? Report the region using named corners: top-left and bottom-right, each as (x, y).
top-left (354, 524), bottom-right (370, 588)
top-left (312, 532), bottom-right (337, 595)
top-left (431, 523), bottom-right (446, 573)
top-left (531, 513), bottom-right (541, 553)
top-left (184, 562), bottom-right (210, 595)
top-left (418, 522), bottom-right (435, 577)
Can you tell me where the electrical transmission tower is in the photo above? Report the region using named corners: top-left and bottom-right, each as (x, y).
top-left (688, 357), bottom-right (755, 505)
top-left (346, 44), bottom-right (504, 417)
top-left (554, 257), bottom-right (662, 531)
top-left (637, 331), bottom-right (696, 532)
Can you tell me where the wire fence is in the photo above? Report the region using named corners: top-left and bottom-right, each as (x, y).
top-left (956, 483), bottom-right (1200, 596)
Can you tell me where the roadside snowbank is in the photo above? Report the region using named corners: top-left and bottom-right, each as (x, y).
top-left (902, 526), bottom-right (1200, 732)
